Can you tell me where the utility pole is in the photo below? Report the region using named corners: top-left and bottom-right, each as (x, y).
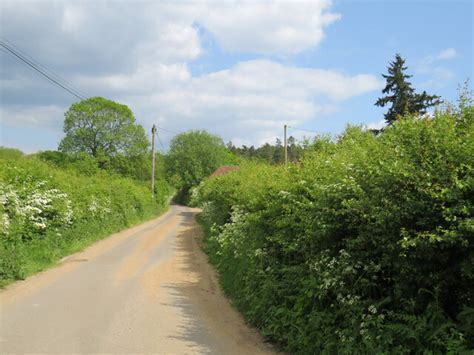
top-left (284, 124), bottom-right (288, 167)
top-left (151, 124), bottom-right (157, 196)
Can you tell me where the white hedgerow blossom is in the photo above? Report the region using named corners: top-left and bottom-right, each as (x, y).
top-left (368, 305), bottom-right (377, 314)
top-left (88, 198), bottom-right (112, 218)
top-left (0, 193), bottom-right (7, 205)
top-left (89, 199), bottom-right (98, 213)
top-left (0, 213), bottom-right (10, 235)
top-left (32, 218), bottom-right (47, 230)
top-left (0, 178), bottom-right (75, 235)
top-left (63, 200), bottom-right (74, 224)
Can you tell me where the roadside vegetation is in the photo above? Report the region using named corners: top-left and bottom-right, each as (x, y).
top-left (165, 130), bottom-right (236, 204)
top-left (1, 53), bottom-right (472, 352)
top-left (193, 103), bottom-right (473, 353)
top-left (0, 98), bottom-right (171, 287)
top-left (0, 148), bottom-right (171, 287)
top-left (191, 61), bottom-right (473, 352)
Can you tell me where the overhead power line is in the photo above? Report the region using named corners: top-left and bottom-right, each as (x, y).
top-left (0, 38), bottom-right (88, 100)
top-left (289, 126), bottom-right (319, 134)
top-left (156, 133), bottom-right (165, 151)
top-left (0, 36), bottom-right (89, 99)
top-left (155, 125), bottom-right (179, 135)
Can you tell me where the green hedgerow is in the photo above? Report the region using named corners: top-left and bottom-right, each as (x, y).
top-left (0, 152), bottom-right (172, 286)
top-left (195, 105), bottom-right (474, 353)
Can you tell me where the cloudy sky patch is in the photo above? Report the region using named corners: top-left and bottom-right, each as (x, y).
top-left (1, 1), bottom-right (472, 152)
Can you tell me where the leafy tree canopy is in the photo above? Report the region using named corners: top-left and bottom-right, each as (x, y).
top-left (59, 97), bottom-right (149, 158)
top-left (165, 130), bottom-right (235, 200)
top-left (375, 54), bottom-right (441, 125)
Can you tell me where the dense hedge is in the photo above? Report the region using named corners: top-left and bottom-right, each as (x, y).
top-left (0, 151), bottom-right (171, 286)
top-left (193, 108), bottom-right (474, 353)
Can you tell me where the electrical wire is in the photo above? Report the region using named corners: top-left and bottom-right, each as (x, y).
top-left (0, 36), bottom-right (89, 99)
top-left (2, 38), bottom-right (320, 146)
top-left (0, 39), bottom-right (87, 100)
top-left (156, 133), bottom-right (165, 151)
top-left (155, 125), bottom-right (179, 135)
top-left (289, 126), bottom-right (319, 134)
top-left (0, 41), bottom-right (86, 100)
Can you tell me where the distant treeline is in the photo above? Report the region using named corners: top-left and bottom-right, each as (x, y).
top-left (227, 136), bottom-right (304, 164)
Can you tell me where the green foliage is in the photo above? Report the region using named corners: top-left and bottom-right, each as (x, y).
top-left (165, 130), bottom-right (235, 203)
top-left (36, 149), bottom-right (166, 182)
top-left (0, 152), bottom-right (172, 286)
top-left (227, 136), bottom-right (304, 164)
top-left (36, 151), bottom-right (100, 176)
top-left (376, 54), bottom-right (442, 125)
top-left (59, 96), bottom-right (149, 159)
top-left (195, 105), bottom-right (474, 353)
top-left (53, 97), bottom-right (158, 181)
top-left (0, 147), bottom-right (24, 160)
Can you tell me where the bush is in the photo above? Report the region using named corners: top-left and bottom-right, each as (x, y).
top-left (165, 130), bottom-right (236, 204)
top-left (0, 154), bottom-right (172, 286)
top-left (0, 147), bottom-right (24, 160)
top-left (195, 107), bottom-right (474, 353)
top-left (36, 149), bottom-right (163, 181)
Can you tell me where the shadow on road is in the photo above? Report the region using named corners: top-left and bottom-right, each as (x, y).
top-left (159, 208), bottom-right (276, 354)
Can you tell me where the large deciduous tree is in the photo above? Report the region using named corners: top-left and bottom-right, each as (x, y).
top-left (59, 97), bottom-right (148, 158)
top-left (165, 130), bottom-right (235, 202)
top-left (375, 54), bottom-right (441, 125)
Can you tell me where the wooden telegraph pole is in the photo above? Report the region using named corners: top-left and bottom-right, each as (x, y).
top-left (284, 124), bottom-right (288, 167)
top-left (151, 124), bottom-right (157, 196)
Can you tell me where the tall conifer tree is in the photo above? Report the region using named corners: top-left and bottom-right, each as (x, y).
top-left (376, 54), bottom-right (441, 125)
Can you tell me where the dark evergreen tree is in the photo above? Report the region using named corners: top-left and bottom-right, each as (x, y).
top-left (273, 138), bottom-right (284, 163)
top-left (257, 143), bottom-right (276, 162)
top-left (375, 54), bottom-right (441, 125)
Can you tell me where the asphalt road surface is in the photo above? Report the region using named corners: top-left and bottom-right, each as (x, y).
top-left (0, 205), bottom-right (275, 354)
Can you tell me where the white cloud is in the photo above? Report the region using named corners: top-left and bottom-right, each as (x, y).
top-left (76, 63), bottom-right (191, 94)
top-left (0, 105), bottom-right (65, 129)
top-left (61, 4), bottom-right (86, 33)
top-left (124, 60), bottom-right (381, 146)
top-left (134, 23), bottom-right (202, 64)
top-left (0, 2), bottom-right (203, 74)
top-left (365, 119), bottom-right (385, 131)
top-left (0, 1), bottom-right (381, 150)
top-left (0, 1), bottom-right (339, 72)
top-left (416, 48), bottom-right (458, 89)
top-left (187, 60), bottom-right (381, 101)
top-left (418, 47), bottom-right (458, 69)
top-left (197, 1), bottom-right (340, 54)
top-left (436, 48), bottom-right (457, 60)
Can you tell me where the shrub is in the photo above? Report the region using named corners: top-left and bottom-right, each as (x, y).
top-left (0, 154), bottom-right (171, 286)
top-left (165, 130), bottom-right (236, 204)
top-left (195, 107), bottom-right (474, 353)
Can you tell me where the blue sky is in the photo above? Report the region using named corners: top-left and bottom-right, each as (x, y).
top-left (1, 0), bottom-right (472, 153)
top-left (190, 0), bottom-right (473, 134)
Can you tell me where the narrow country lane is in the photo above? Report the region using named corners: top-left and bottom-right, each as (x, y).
top-left (0, 205), bottom-right (275, 354)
